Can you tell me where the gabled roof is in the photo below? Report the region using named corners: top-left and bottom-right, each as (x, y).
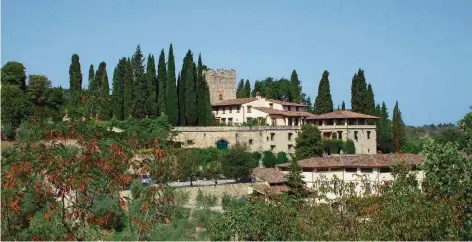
top-left (307, 110), bottom-right (379, 120)
top-left (212, 97), bottom-right (257, 106)
top-left (252, 168), bottom-right (285, 184)
top-left (252, 107), bottom-right (318, 117)
top-left (277, 153), bottom-right (424, 169)
top-left (266, 98), bottom-right (307, 107)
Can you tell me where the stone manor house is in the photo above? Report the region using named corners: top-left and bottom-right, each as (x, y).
top-left (173, 69), bottom-right (379, 156)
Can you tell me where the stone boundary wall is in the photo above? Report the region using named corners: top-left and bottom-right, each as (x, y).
top-left (173, 126), bottom-right (302, 132)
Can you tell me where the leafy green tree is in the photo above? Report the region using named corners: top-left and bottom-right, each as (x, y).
top-left (146, 54), bottom-right (158, 117)
top-left (69, 54), bottom-right (83, 106)
top-left (244, 79), bottom-right (251, 98)
top-left (314, 70), bottom-right (334, 114)
top-left (221, 143), bottom-right (257, 181)
top-left (304, 96), bottom-right (314, 113)
top-left (88, 64), bottom-right (95, 90)
top-left (295, 124), bottom-right (324, 160)
top-left (123, 58), bottom-right (133, 118)
top-left (183, 50), bottom-right (197, 125)
top-left (112, 58), bottom-right (127, 120)
top-left (131, 45), bottom-right (148, 118)
top-left (285, 158), bottom-right (308, 198)
top-left (262, 151), bottom-right (278, 168)
top-left (1, 84), bottom-right (30, 138)
top-left (392, 101), bottom-right (406, 152)
top-left (157, 50), bottom-right (167, 116)
top-left (196, 54), bottom-right (213, 126)
top-left (236, 79), bottom-right (245, 98)
top-left (365, 83), bottom-right (375, 115)
top-left (166, 44), bottom-right (179, 125)
top-left (252, 80), bottom-right (262, 97)
top-left (1, 61), bottom-right (27, 91)
top-left (27, 75), bottom-right (51, 107)
top-left (341, 101), bottom-right (346, 110)
top-left (276, 152), bottom-right (288, 164)
top-left (351, 69), bottom-right (367, 113)
top-left (177, 72), bottom-right (185, 125)
top-left (177, 149), bottom-right (201, 186)
top-left (432, 127), bottom-right (466, 150)
top-left (342, 139), bottom-right (356, 154)
top-left (458, 107), bottom-right (472, 155)
top-left (401, 138), bottom-right (425, 154)
top-left (290, 70), bottom-right (302, 102)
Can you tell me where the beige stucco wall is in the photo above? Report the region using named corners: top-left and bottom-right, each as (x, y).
top-left (172, 125), bottom-right (377, 155)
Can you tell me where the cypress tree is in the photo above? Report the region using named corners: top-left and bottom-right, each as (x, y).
top-left (178, 72), bottom-right (185, 125)
top-left (146, 54), bottom-right (158, 117)
top-left (123, 58), bottom-right (134, 118)
top-left (285, 158), bottom-right (308, 198)
top-left (236, 79), bottom-right (245, 98)
top-left (351, 69), bottom-right (368, 113)
top-left (95, 62), bottom-right (111, 120)
top-left (365, 83), bottom-right (375, 115)
top-left (378, 102), bottom-right (393, 153)
top-left (341, 101), bottom-right (346, 110)
top-left (166, 44), bottom-right (178, 125)
top-left (290, 70), bottom-right (302, 102)
top-left (244, 79), bottom-right (251, 98)
top-left (112, 58), bottom-right (126, 120)
top-left (131, 45), bottom-right (148, 118)
top-left (392, 101), bottom-right (406, 152)
top-left (183, 50), bottom-right (197, 126)
top-left (69, 54), bottom-right (83, 105)
top-left (196, 54), bottom-right (213, 126)
top-left (157, 49), bottom-right (167, 116)
top-left (252, 80), bottom-right (262, 97)
top-left (314, 70), bottom-right (334, 114)
top-left (88, 64), bottom-right (95, 91)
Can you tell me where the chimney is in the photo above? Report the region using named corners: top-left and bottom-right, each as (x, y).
top-left (256, 91), bottom-right (262, 100)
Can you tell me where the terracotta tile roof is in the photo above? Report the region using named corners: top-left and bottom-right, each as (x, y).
top-left (252, 168), bottom-right (285, 184)
top-left (306, 110), bottom-right (379, 120)
top-left (266, 98), bottom-right (307, 107)
top-left (252, 107), bottom-right (317, 117)
top-left (277, 153), bottom-right (424, 169)
top-left (212, 97), bottom-right (257, 106)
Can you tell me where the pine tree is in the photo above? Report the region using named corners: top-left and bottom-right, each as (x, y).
top-left (131, 45), bottom-right (148, 118)
top-left (123, 58), bottom-right (134, 118)
top-left (236, 79), bottom-right (245, 98)
top-left (88, 64), bottom-right (95, 91)
top-left (146, 54), bottom-right (158, 117)
top-left (392, 101), bottom-right (406, 152)
top-left (365, 83), bottom-right (375, 115)
top-left (157, 49), bottom-right (167, 116)
top-left (112, 58), bottom-right (126, 120)
top-left (314, 70), bottom-right (334, 114)
top-left (341, 101), bottom-right (346, 110)
top-left (244, 79), bottom-right (251, 98)
top-left (95, 62), bottom-right (111, 120)
top-left (351, 69), bottom-right (368, 113)
top-left (290, 70), bottom-right (302, 102)
top-left (178, 72), bottom-right (185, 126)
top-left (183, 50), bottom-right (197, 125)
top-left (166, 44), bottom-right (178, 125)
top-left (285, 158), bottom-right (308, 198)
top-left (196, 54), bottom-right (213, 126)
top-left (69, 54), bottom-right (83, 105)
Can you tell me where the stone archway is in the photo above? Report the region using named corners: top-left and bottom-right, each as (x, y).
top-left (216, 139), bottom-right (229, 150)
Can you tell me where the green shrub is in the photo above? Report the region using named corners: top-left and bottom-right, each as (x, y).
top-left (196, 189), bottom-right (217, 208)
top-left (222, 194), bottom-right (247, 211)
top-left (276, 152), bottom-right (288, 164)
top-left (262, 150), bottom-right (277, 168)
top-left (342, 139), bottom-right (356, 154)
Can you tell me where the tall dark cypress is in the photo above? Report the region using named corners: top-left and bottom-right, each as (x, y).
top-left (365, 83), bottom-right (375, 115)
top-left (196, 54), bottom-right (213, 126)
top-left (341, 101), bottom-right (346, 110)
top-left (314, 70), bottom-right (334, 114)
top-left (123, 58), bottom-right (134, 118)
top-left (69, 54), bottom-right (83, 105)
top-left (88, 64), bottom-right (95, 91)
top-left (392, 101), bottom-right (405, 152)
top-left (157, 49), bottom-right (167, 116)
top-left (112, 58), bottom-right (126, 120)
top-left (146, 54), bottom-right (158, 117)
top-left (351, 69), bottom-right (368, 113)
top-left (183, 50), bottom-right (197, 125)
top-left (378, 102), bottom-right (393, 153)
top-left (177, 72), bottom-right (185, 125)
top-left (244, 79), bottom-right (251, 98)
top-left (236, 79), bottom-right (245, 98)
top-left (290, 70), bottom-right (302, 102)
top-left (131, 45), bottom-right (148, 118)
top-left (95, 62), bottom-right (111, 120)
top-left (166, 44), bottom-right (178, 125)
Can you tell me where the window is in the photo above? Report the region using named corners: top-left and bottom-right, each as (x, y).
top-left (269, 103), bottom-right (273, 108)
top-left (237, 106), bottom-right (240, 113)
top-left (337, 131), bottom-right (343, 140)
top-left (216, 108), bottom-right (219, 114)
top-left (186, 140), bottom-right (194, 145)
top-left (358, 119), bottom-right (366, 125)
top-left (288, 144), bottom-right (293, 152)
top-left (326, 119), bottom-right (334, 125)
top-left (270, 133), bottom-right (275, 141)
top-left (296, 107), bottom-right (299, 111)
top-left (228, 118), bottom-right (233, 125)
top-left (346, 168), bottom-right (357, 172)
top-left (288, 133), bottom-right (293, 141)
top-left (272, 119), bottom-right (277, 126)
top-left (266, 136), bottom-right (269, 141)
top-left (317, 168), bottom-right (329, 172)
top-left (330, 168), bottom-right (343, 172)
top-left (223, 107), bottom-right (226, 114)
top-left (361, 168), bottom-right (373, 173)
top-left (270, 145), bottom-right (276, 151)
top-left (318, 120), bottom-right (323, 126)
top-left (288, 106), bottom-right (291, 111)
top-left (249, 139), bottom-right (253, 145)
top-left (219, 94), bottom-right (223, 100)
top-left (354, 131), bottom-right (358, 141)
top-left (348, 119), bottom-right (357, 125)
top-left (379, 167), bottom-right (392, 173)
top-left (222, 118), bottom-right (226, 123)
top-left (229, 107), bottom-right (232, 113)
top-left (247, 105), bottom-right (252, 113)
top-left (367, 131), bottom-right (371, 139)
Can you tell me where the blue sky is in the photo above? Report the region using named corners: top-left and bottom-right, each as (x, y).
top-left (2, 0), bottom-right (471, 126)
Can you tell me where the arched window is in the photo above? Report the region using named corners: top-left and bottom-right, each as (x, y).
top-left (216, 139), bottom-right (229, 150)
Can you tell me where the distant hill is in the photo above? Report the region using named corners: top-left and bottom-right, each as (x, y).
top-left (406, 123), bottom-right (459, 139)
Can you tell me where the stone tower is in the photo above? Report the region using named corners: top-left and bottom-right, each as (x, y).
top-left (203, 69), bottom-right (236, 104)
